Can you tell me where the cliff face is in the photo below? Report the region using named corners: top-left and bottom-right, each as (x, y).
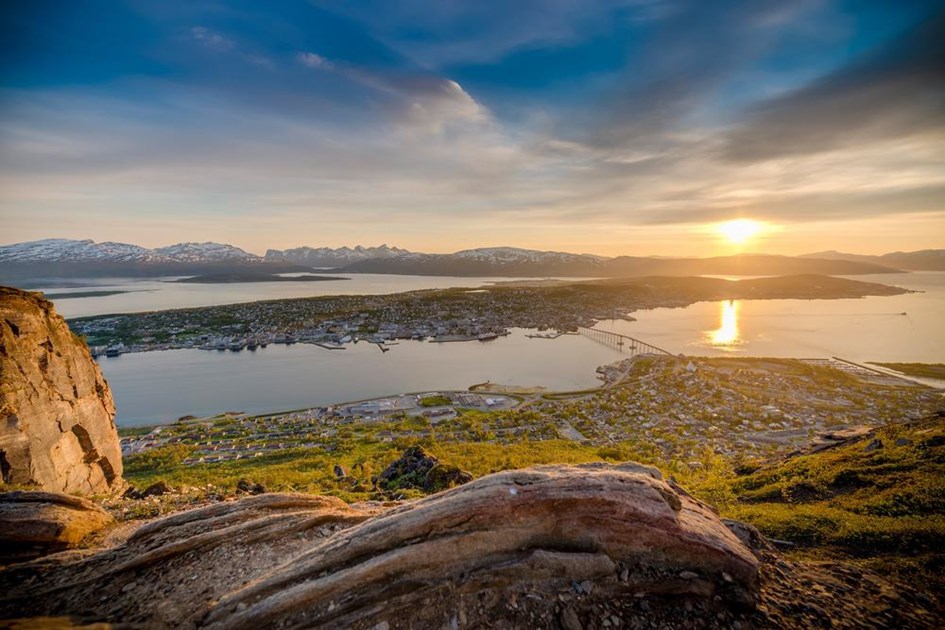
top-left (0, 287), bottom-right (122, 495)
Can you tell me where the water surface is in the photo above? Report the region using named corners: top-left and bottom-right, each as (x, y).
top-left (596, 272), bottom-right (944, 363)
top-left (98, 330), bottom-right (624, 426)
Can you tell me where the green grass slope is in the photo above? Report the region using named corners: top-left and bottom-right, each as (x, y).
top-left (720, 413), bottom-right (945, 596)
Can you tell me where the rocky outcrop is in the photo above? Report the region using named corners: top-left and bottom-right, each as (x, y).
top-left (376, 445), bottom-right (472, 493)
top-left (0, 491), bottom-right (114, 564)
top-left (0, 493), bottom-right (377, 627)
top-left (0, 463), bottom-right (759, 627)
top-left (0, 463), bottom-right (939, 628)
top-left (206, 462), bottom-right (759, 629)
top-left (0, 287), bottom-right (122, 495)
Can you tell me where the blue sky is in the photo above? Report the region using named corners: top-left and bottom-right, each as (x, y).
top-left (1, 0), bottom-right (942, 255)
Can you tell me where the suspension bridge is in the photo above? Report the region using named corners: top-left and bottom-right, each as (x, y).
top-left (577, 326), bottom-right (673, 357)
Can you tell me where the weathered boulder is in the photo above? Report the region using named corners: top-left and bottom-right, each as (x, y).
top-left (0, 464), bottom-right (938, 629)
top-left (0, 490), bottom-right (114, 563)
top-left (376, 445), bottom-right (472, 493)
top-left (207, 461), bottom-right (759, 628)
top-left (0, 287), bottom-right (122, 495)
top-left (0, 493), bottom-right (376, 626)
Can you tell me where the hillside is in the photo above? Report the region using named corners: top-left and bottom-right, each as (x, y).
top-left (2, 458), bottom-right (942, 628)
top-left (803, 249), bottom-right (945, 271)
top-left (717, 413), bottom-right (945, 596)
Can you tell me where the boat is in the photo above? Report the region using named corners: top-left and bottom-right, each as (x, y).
top-left (104, 347), bottom-right (122, 358)
top-left (477, 333), bottom-right (499, 341)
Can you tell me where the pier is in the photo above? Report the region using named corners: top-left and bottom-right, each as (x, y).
top-left (577, 326), bottom-right (673, 357)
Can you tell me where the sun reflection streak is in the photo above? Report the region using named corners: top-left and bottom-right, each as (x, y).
top-left (710, 300), bottom-right (740, 347)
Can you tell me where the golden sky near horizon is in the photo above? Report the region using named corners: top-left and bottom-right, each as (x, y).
top-left (2, 2), bottom-right (943, 257)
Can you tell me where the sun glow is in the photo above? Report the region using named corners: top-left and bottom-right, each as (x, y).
top-left (717, 219), bottom-right (763, 245)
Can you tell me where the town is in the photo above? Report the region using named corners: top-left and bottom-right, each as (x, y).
top-left (69, 274), bottom-right (908, 355)
top-left (120, 354), bottom-right (942, 472)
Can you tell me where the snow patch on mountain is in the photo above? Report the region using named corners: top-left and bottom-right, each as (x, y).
top-left (0, 239), bottom-right (260, 264)
top-left (153, 242), bottom-right (260, 262)
top-left (265, 244), bottom-right (411, 265)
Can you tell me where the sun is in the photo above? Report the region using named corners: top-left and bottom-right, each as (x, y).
top-left (717, 219), bottom-right (763, 245)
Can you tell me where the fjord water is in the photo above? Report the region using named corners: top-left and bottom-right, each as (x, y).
top-left (98, 330), bottom-right (625, 426)
top-left (41, 274), bottom-right (573, 318)
top-left (94, 272), bottom-right (944, 426)
top-left (600, 272), bottom-right (944, 362)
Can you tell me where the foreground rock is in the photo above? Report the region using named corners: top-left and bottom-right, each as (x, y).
top-left (0, 287), bottom-right (123, 495)
top-left (0, 491), bottom-right (114, 564)
top-left (376, 445), bottom-right (472, 493)
top-left (0, 463), bottom-right (939, 629)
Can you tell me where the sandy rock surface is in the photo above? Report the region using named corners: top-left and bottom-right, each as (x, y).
top-left (0, 287), bottom-right (122, 495)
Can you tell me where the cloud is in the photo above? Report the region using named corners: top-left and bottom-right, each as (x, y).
top-left (190, 26), bottom-right (234, 52)
top-left (723, 10), bottom-right (945, 162)
top-left (1, 1), bottom-right (943, 254)
top-left (297, 51), bottom-right (334, 70)
top-left (579, 0), bottom-right (824, 151)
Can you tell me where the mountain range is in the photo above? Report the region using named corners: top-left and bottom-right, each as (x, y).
top-left (2, 239), bottom-right (942, 281)
top-left (801, 249), bottom-right (945, 271)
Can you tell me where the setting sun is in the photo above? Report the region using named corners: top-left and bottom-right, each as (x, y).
top-left (717, 219), bottom-right (763, 245)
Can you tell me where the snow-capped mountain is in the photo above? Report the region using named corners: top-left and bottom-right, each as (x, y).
top-left (452, 247), bottom-right (608, 264)
top-left (339, 247), bottom-right (611, 276)
top-left (265, 244), bottom-right (410, 267)
top-left (153, 242), bottom-right (260, 263)
top-left (0, 239), bottom-right (168, 263)
top-left (0, 238), bottom-right (909, 279)
top-left (0, 239), bottom-right (260, 264)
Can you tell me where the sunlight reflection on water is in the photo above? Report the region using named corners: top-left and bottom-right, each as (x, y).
top-left (709, 300), bottom-right (741, 349)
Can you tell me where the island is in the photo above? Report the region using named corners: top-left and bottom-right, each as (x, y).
top-left (170, 273), bottom-right (349, 284)
top-left (68, 274), bottom-right (912, 354)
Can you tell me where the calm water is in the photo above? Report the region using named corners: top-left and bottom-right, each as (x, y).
top-left (40, 274), bottom-right (591, 318)
top-left (98, 330), bottom-right (624, 426)
top-left (598, 272), bottom-right (945, 363)
top-left (95, 271), bottom-right (944, 425)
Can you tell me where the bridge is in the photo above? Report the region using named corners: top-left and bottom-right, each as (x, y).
top-left (577, 326), bottom-right (673, 357)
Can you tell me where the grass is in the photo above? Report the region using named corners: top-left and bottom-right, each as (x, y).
top-left (418, 394), bottom-right (452, 407)
top-left (119, 398), bottom-right (945, 599)
top-left (718, 415), bottom-right (945, 596)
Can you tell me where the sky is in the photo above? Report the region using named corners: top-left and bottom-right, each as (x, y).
top-left (1, 0), bottom-right (943, 257)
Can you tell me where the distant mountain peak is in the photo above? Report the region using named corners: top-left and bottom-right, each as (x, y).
top-left (264, 244), bottom-right (412, 266)
top-left (0, 238), bottom-right (259, 264)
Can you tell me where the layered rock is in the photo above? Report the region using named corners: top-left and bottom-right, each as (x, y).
top-left (0, 491), bottom-right (114, 563)
top-left (0, 287), bottom-right (122, 495)
top-left (0, 463), bottom-right (762, 628)
top-left (205, 462), bottom-right (759, 629)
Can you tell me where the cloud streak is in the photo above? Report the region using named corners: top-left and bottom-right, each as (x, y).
top-left (723, 9), bottom-right (945, 162)
top-left (0, 1), bottom-right (942, 255)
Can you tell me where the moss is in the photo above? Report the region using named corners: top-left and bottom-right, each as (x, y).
top-left (719, 415), bottom-right (945, 596)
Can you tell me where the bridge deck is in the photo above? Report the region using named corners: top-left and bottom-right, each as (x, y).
top-left (577, 326), bottom-right (673, 356)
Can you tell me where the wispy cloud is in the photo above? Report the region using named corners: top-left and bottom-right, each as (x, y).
top-left (723, 9), bottom-right (945, 163)
top-left (0, 1), bottom-right (942, 254)
top-left (190, 26), bottom-right (234, 52)
top-left (297, 51), bottom-right (334, 70)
